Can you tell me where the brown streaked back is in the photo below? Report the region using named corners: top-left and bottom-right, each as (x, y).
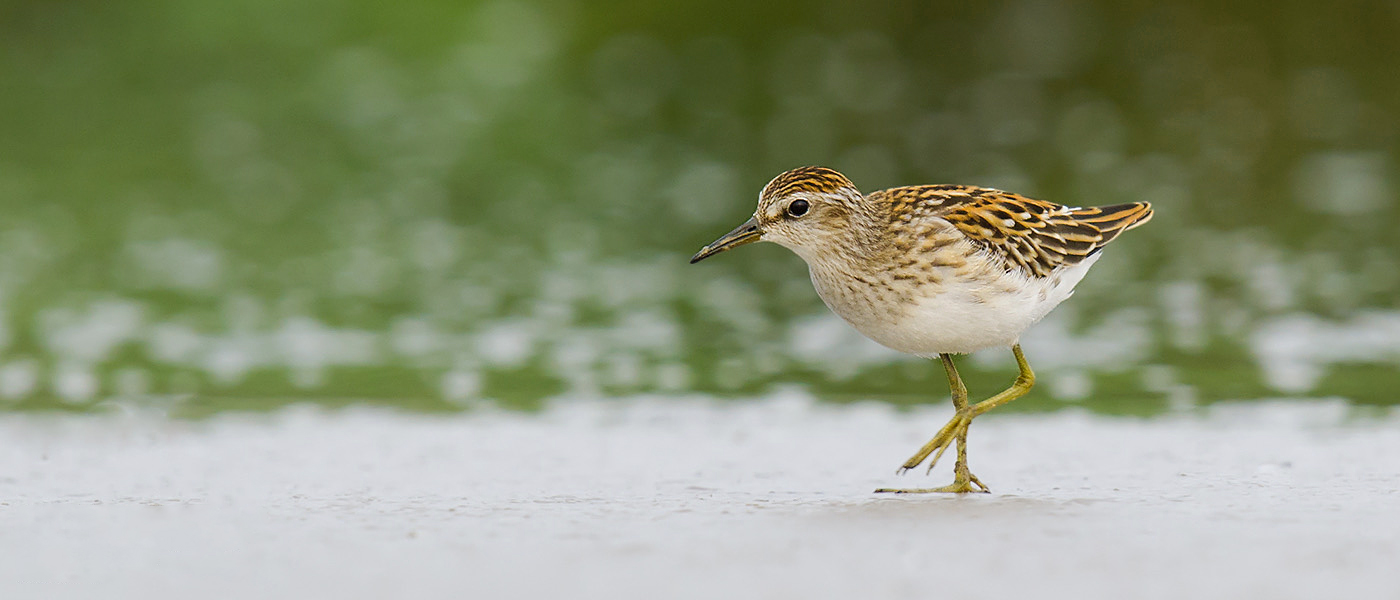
top-left (882, 185), bottom-right (1153, 278)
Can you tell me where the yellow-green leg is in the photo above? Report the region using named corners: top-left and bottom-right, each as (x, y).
top-left (874, 344), bottom-right (1035, 494)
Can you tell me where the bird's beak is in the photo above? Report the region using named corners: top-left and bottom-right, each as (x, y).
top-left (690, 216), bottom-right (762, 264)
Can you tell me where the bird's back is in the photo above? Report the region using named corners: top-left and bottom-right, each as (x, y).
top-left (877, 185), bottom-right (1153, 280)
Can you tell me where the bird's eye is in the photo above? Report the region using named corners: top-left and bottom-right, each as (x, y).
top-left (787, 199), bottom-right (810, 217)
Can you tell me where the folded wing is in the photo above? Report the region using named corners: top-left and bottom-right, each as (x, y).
top-left (920, 187), bottom-right (1153, 278)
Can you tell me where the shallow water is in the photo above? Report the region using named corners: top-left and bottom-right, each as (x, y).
top-left (3, 397), bottom-right (1397, 599)
top-left (2, 1), bottom-right (1399, 413)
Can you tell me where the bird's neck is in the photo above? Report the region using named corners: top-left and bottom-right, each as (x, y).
top-left (795, 212), bottom-right (891, 278)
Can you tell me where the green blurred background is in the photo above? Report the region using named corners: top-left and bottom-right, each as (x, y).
top-left (1, 0), bottom-right (1397, 415)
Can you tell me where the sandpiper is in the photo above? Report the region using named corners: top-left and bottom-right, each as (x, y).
top-left (691, 166), bottom-right (1152, 493)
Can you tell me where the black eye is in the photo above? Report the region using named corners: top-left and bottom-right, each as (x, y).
top-left (787, 199), bottom-right (810, 217)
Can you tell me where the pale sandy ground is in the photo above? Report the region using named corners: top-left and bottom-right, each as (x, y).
top-left (1, 394), bottom-right (1397, 600)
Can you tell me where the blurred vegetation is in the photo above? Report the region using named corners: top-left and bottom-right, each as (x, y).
top-left (0, 0), bottom-right (1397, 414)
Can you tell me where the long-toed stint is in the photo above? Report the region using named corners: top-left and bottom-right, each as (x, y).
top-left (691, 166), bottom-right (1152, 493)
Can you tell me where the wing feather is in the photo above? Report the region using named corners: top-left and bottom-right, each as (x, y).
top-left (884, 185), bottom-right (1153, 278)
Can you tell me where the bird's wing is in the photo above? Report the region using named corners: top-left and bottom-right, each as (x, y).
top-left (884, 185), bottom-right (1153, 278)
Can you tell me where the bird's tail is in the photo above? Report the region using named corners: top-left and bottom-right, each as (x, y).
top-left (1071, 202), bottom-right (1153, 246)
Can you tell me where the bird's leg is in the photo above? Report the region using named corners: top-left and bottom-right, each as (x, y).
top-left (875, 353), bottom-right (985, 493)
top-left (875, 345), bottom-right (1035, 494)
top-left (967, 344), bottom-right (1036, 418)
top-left (890, 354), bottom-right (974, 476)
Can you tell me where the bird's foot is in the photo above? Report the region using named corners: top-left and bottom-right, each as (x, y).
top-left (875, 409), bottom-right (990, 494)
top-left (875, 463), bottom-right (989, 494)
top-left (893, 409), bottom-right (972, 476)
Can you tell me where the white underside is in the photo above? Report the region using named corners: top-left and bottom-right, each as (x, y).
top-left (813, 254), bottom-right (1101, 356)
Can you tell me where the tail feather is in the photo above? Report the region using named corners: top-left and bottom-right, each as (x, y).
top-left (1071, 202), bottom-right (1153, 247)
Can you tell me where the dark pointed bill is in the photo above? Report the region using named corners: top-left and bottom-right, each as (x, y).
top-left (690, 216), bottom-right (762, 264)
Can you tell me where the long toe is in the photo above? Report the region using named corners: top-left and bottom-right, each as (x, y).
top-left (876, 466), bottom-right (990, 494)
top-left (896, 412), bottom-right (971, 474)
top-left (873, 481), bottom-right (987, 494)
top-left (934, 479), bottom-right (989, 494)
top-left (923, 413), bottom-right (971, 474)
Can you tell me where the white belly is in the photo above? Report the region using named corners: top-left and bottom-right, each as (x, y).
top-left (810, 254), bottom-right (1100, 356)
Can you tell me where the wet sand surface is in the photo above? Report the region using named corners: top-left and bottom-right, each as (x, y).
top-left (2, 396), bottom-right (1397, 599)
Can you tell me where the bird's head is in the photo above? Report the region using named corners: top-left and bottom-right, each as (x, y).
top-left (690, 166), bottom-right (864, 264)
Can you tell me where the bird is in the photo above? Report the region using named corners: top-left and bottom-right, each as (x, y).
top-left (690, 166), bottom-right (1153, 493)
